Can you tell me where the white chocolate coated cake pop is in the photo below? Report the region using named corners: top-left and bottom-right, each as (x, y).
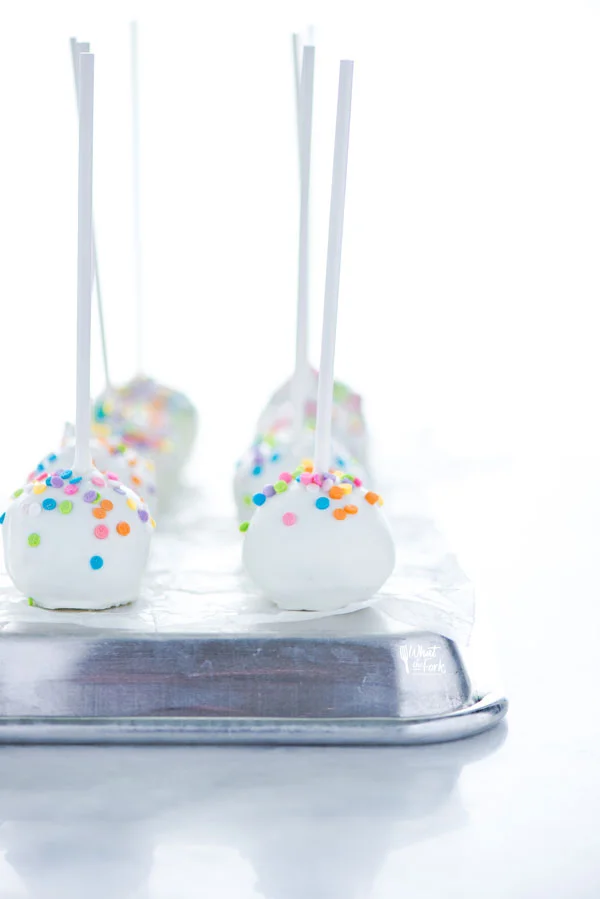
top-left (27, 425), bottom-right (157, 514)
top-left (241, 462), bottom-right (395, 612)
top-left (233, 429), bottom-right (366, 520)
top-left (1, 467), bottom-right (154, 610)
top-left (94, 376), bottom-right (197, 498)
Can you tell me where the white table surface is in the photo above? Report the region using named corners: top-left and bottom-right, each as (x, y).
top-left (0, 453), bottom-right (598, 898)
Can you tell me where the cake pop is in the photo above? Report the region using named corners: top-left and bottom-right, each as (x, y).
top-left (234, 428), bottom-right (366, 520)
top-left (242, 61), bottom-right (395, 612)
top-left (27, 423), bottom-right (157, 514)
top-left (1, 52), bottom-right (153, 611)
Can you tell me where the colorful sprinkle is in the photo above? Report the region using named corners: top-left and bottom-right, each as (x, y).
top-left (116, 521), bottom-right (130, 536)
top-left (91, 476), bottom-right (105, 487)
top-left (51, 476), bottom-right (64, 488)
top-left (48, 453), bottom-right (57, 462)
top-left (329, 486), bottom-right (344, 500)
top-left (365, 491), bottom-right (379, 505)
top-left (243, 494), bottom-right (252, 506)
top-left (100, 499), bottom-right (113, 511)
top-left (271, 453), bottom-right (281, 463)
top-left (252, 493), bottom-right (266, 507)
top-left (64, 484), bottom-right (79, 495)
top-left (279, 472), bottom-right (292, 484)
top-left (60, 469), bottom-right (73, 480)
top-left (131, 475), bottom-right (142, 486)
top-left (138, 509), bottom-right (149, 523)
top-left (83, 490), bottom-right (98, 503)
top-left (333, 508), bottom-right (347, 521)
top-left (12, 488), bottom-right (24, 499)
top-left (113, 486), bottom-right (126, 495)
top-left (274, 480), bottom-right (288, 494)
top-left (59, 501), bottom-right (73, 515)
top-left (345, 504), bottom-right (358, 515)
top-left (32, 483), bottom-right (46, 495)
top-left (126, 498), bottom-right (137, 511)
top-left (106, 472), bottom-right (119, 481)
top-left (0, 513), bottom-right (5, 525)
top-left (42, 498), bottom-right (57, 511)
top-left (93, 507), bottom-right (106, 519)
top-left (300, 473), bottom-right (313, 485)
top-left (263, 485), bottom-right (276, 497)
top-left (340, 484), bottom-right (353, 495)
top-left (90, 555), bottom-right (104, 570)
top-left (282, 512), bottom-right (297, 526)
top-left (252, 465), bottom-right (262, 476)
top-left (239, 521), bottom-right (250, 532)
top-left (150, 517), bottom-right (156, 528)
top-left (354, 478), bottom-right (363, 487)
top-left (315, 497), bottom-right (330, 510)
top-left (28, 533), bottom-right (41, 547)
top-left (94, 524), bottom-right (109, 540)
top-left (70, 476), bottom-right (82, 484)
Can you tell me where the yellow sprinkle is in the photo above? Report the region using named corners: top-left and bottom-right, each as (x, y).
top-left (150, 517), bottom-right (156, 528)
top-left (126, 498), bottom-right (137, 511)
top-left (32, 483), bottom-right (47, 494)
top-left (378, 497), bottom-right (384, 507)
top-left (340, 483), bottom-right (353, 495)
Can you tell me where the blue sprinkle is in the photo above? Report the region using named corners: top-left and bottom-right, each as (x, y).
top-left (48, 454), bottom-right (57, 462)
top-left (42, 498), bottom-right (57, 511)
top-left (315, 497), bottom-right (330, 510)
top-left (96, 405), bottom-right (106, 420)
top-left (90, 555), bottom-right (104, 571)
top-left (36, 463), bottom-right (44, 472)
top-left (252, 465), bottom-right (262, 477)
top-left (271, 453), bottom-right (281, 463)
top-left (61, 469), bottom-right (73, 480)
top-left (335, 456), bottom-right (346, 468)
top-left (0, 512), bottom-right (5, 525)
top-left (252, 493), bottom-right (266, 506)
top-left (45, 477), bottom-right (52, 487)
top-left (69, 476), bottom-right (82, 484)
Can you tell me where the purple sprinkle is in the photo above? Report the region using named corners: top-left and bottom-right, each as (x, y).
top-left (263, 484), bottom-right (275, 497)
top-left (51, 476), bottom-right (64, 488)
top-left (148, 485), bottom-right (156, 494)
top-left (113, 486), bottom-right (126, 495)
top-left (83, 490), bottom-right (97, 503)
top-left (138, 509), bottom-right (149, 523)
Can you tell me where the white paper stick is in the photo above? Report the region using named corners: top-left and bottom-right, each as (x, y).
top-left (313, 60), bottom-right (354, 473)
top-left (130, 21), bottom-right (143, 375)
top-left (69, 38), bottom-right (111, 391)
top-left (74, 52), bottom-right (95, 474)
top-left (290, 45), bottom-right (315, 444)
top-left (292, 33), bottom-right (302, 171)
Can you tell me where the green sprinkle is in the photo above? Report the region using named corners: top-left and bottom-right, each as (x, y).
top-left (28, 533), bottom-right (40, 547)
top-left (243, 494), bottom-right (252, 506)
top-left (12, 488), bottom-right (23, 499)
top-left (291, 467), bottom-right (303, 478)
top-left (239, 521), bottom-right (250, 532)
top-left (59, 500), bottom-right (73, 515)
top-left (274, 480), bottom-right (288, 493)
top-left (264, 433), bottom-right (277, 448)
top-left (28, 597), bottom-right (35, 607)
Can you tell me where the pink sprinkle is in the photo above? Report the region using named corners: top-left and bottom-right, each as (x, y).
top-left (300, 472), bottom-right (312, 485)
top-left (35, 472), bottom-right (47, 482)
top-left (64, 484), bottom-right (79, 495)
top-left (354, 477), bottom-right (362, 487)
top-left (91, 477), bottom-right (105, 487)
top-left (282, 512), bottom-right (297, 527)
top-left (279, 472), bottom-right (292, 484)
top-left (94, 524), bottom-right (109, 540)
top-left (106, 472), bottom-right (119, 481)
top-left (313, 474), bottom-right (324, 487)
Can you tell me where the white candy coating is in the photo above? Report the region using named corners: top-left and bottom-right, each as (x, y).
top-left (242, 476), bottom-right (395, 612)
top-left (233, 431), bottom-right (367, 520)
top-left (257, 369), bottom-right (369, 465)
top-left (29, 427), bottom-right (157, 514)
top-left (2, 468), bottom-right (154, 611)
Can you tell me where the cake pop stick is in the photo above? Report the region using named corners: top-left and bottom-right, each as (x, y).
top-left (313, 60), bottom-right (353, 473)
top-left (130, 20), bottom-right (144, 375)
top-left (73, 51), bottom-right (95, 474)
top-left (292, 33), bottom-right (302, 171)
top-left (290, 44), bottom-right (315, 444)
top-left (69, 38), bottom-right (111, 391)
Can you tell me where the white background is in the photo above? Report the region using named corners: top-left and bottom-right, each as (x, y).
top-left (1, 1), bottom-right (600, 896)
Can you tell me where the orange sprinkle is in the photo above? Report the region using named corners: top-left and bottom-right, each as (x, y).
top-left (345, 504), bottom-right (358, 514)
top-left (100, 499), bottom-right (113, 511)
top-left (131, 475), bottom-right (142, 486)
top-left (128, 458), bottom-right (137, 467)
top-left (333, 508), bottom-right (347, 521)
top-left (93, 507), bottom-right (106, 519)
top-left (329, 486), bottom-right (344, 500)
top-left (116, 521), bottom-right (130, 536)
top-left (365, 491), bottom-right (379, 505)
